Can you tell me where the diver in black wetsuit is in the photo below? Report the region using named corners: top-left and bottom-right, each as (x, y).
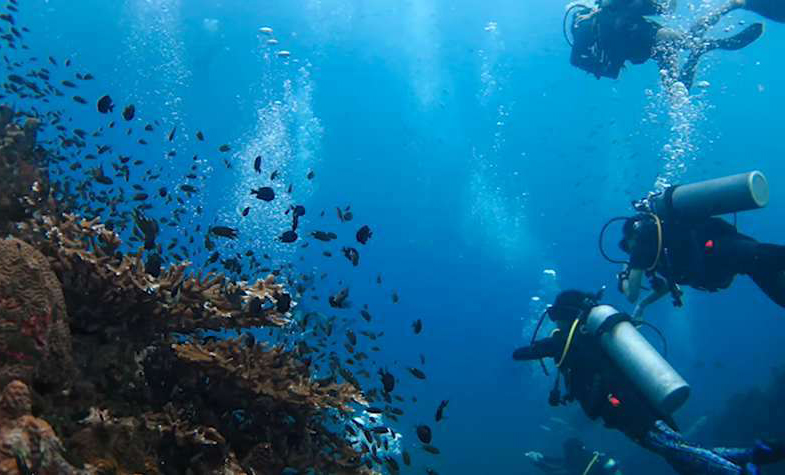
top-left (512, 290), bottom-right (785, 475)
top-left (619, 213), bottom-right (785, 318)
top-left (567, 0), bottom-right (764, 89)
top-left (526, 438), bottom-right (622, 475)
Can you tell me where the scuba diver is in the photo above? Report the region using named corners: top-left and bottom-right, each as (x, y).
top-left (526, 438), bottom-right (623, 474)
top-left (513, 289), bottom-right (785, 475)
top-left (606, 171), bottom-right (785, 319)
top-left (565, 0), bottom-right (764, 89)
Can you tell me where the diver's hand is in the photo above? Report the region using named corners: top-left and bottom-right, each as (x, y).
top-left (525, 451), bottom-right (544, 462)
top-left (632, 303), bottom-right (646, 321)
top-left (576, 8), bottom-right (600, 23)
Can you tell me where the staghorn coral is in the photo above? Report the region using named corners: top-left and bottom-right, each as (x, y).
top-left (0, 380), bottom-right (88, 475)
top-left (0, 237), bottom-right (74, 391)
top-left (21, 213), bottom-right (293, 334)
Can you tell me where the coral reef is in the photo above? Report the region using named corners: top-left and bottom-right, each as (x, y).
top-left (0, 380), bottom-right (88, 475)
top-left (0, 110), bottom-right (375, 474)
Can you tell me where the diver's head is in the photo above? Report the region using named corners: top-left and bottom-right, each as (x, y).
top-left (548, 290), bottom-right (599, 328)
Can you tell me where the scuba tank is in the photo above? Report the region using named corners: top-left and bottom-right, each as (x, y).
top-left (639, 171), bottom-right (769, 220)
top-left (584, 305), bottom-right (690, 415)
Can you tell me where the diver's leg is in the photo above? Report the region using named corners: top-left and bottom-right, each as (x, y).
top-left (678, 23), bottom-right (764, 89)
top-left (640, 421), bottom-right (747, 475)
top-left (744, 0), bottom-right (785, 22)
top-left (689, 0), bottom-right (745, 38)
top-left (717, 236), bottom-right (785, 307)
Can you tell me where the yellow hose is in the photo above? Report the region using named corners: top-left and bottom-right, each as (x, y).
top-left (556, 318), bottom-right (581, 368)
top-left (646, 213), bottom-right (663, 272)
top-left (582, 452), bottom-right (601, 475)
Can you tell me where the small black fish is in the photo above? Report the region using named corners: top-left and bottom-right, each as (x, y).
top-left (61, 79), bottom-right (76, 88)
top-left (392, 291), bottom-right (399, 303)
top-left (72, 95), bottom-right (87, 104)
top-left (196, 130), bottom-right (204, 141)
top-left (342, 247), bottom-right (360, 266)
top-left (181, 184), bottom-right (197, 193)
top-left (158, 187), bottom-right (167, 197)
top-left (144, 124), bottom-right (154, 131)
top-left (416, 425), bottom-right (432, 444)
top-left (122, 104), bottom-right (135, 121)
top-left (242, 207), bottom-right (250, 216)
top-left (307, 170), bottom-right (315, 180)
top-left (83, 73), bottom-right (94, 80)
top-left (311, 231), bottom-right (337, 242)
top-left (356, 225), bottom-right (373, 244)
top-left (96, 94), bottom-right (113, 113)
top-left (210, 226), bottom-right (238, 239)
top-left (251, 186), bottom-right (275, 201)
top-left (402, 451), bottom-right (411, 466)
top-left (360, 309), bottom-right (372, 322)
top-left (329, 287), bottom-right (350, 308)
top-left (346, 330), bottom-right (357, 346)
top-left (132, 193), bottom-right (148, 201)
top-left (279, 230), bottom-right (298, 243)
top-left (412, 319), bottom-right (422, 334)
top-left (422, 445), bottom-right (440, 455)
top-left (408, 367), bottom-right (426, 380)
top-left (270, 170), bottom-right (279, 180)
top-left (379, 368), bottom-right (395, 393)
top-left (435, 400), bottom-right (449, 422)
top-left (253, 155), bottom-right (262, 173)
top-left (219, 144), bottom-right (231, 152)
top-left (168, 126), bottom-right (176, 142)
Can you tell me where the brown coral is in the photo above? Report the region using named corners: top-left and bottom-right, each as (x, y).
top-left (0, 238), bottom-right (74, 390)
top-left (0, 380), bottom-right (87, 475)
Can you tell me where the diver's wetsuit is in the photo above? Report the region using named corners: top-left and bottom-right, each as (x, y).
top-left (629, 215), bottom-right (785, 307)
top-left (513, 330), bottom-right (762, 475)
top-left (745, 0), bottom-right (785, 22)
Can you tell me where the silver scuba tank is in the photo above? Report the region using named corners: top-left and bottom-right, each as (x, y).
top-left (584, 305), bottom-right (690, 415)
top-left (668, 171), bottom-right (769, 219)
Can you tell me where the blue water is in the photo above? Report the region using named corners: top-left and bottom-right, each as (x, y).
top-left (7, 0), bottom-right (785, 473)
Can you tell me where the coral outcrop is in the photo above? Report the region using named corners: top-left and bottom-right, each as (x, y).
top-left (0, 109), bottom-right (375, 474)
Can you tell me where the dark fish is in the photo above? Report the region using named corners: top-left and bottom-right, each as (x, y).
top-left (65, 59), bottom-right (72, 67)
top-left (61, 80), bottom-right (76, 88)
top-left (306, 170), bottom-right (315, 180)
top-left (196, 130), bottom-right (204, 141)
top-left (270, 170), bottom-right (279, 180)
top-left (402, 451), bottom-right (411, 466)
top-left (379, 368), bottom-right (395, 393)
top-left (346, 330), bottom-right (357, 346)
top-left (342, 247), bottom-right (360, 266)
top-left (408, 367), bottom-right (426, 380)
top-left (180, 184), bottom-right (197, 193)
top-left (253, 155), bottom-right (262, 173)
top-left (329, 287), bottom-right (350, 308)
top-left (412, 319), bottom-right (423, 334)
top-left (219, 144), bottom-right (231, 152)
top-left (168, 126), bottom-right (176, 141)
top-left (144, 124), bottom-right (154, 131)
top-left (311, 231), bottom-right (337, 242)
top-left (158, 187), bottom-right (167, 197)
top-left (83, 73), bottom-right (94, 80)
top-left (279, 230), bottom-right (298, 243)
top-left (422, 445), bottom-right (440, 455)
top-left (360, 309), bottom-right (372, 322)
top-left (210, 226), bottom-right (238, 239)
top-left (250, 186), bottom-right (275, 201)
top-left (356, 225), bottom-right (372, 244)
top-left (96, 94), bottom-right (113, 113)
top-left (416, 425), bottom-right (432, 444)
top-left (145, 253), bottom-right (162, 278)
top-left (132, 193), bottom-right (148, 201)
top-left (392, 291), bottom-right (399, 303)
top-left (72, 95), bottom-right (87, 104)
top-left (377, 274), bottom-right (382, 284)
top-left (435, 400), bottom-right (449, 422)
top-left (122, 104), bottom-right (135, 121)
top-left (242, 207), bottom-right (250, 217)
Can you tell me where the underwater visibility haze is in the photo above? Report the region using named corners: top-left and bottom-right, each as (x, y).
top-left (0, 0), bottom-right (784, 474)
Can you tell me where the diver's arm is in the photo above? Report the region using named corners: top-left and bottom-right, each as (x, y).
top-left (621, 267), bottom-right (644, 303)
top-left (512, 336), bottom-right (561, 361)
top-left (632, 279), bottom-right (669, 320)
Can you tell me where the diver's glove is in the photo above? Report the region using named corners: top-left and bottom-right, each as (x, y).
top-left (617, 268), bottom-right (630, 293)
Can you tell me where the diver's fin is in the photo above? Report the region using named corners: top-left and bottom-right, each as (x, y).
top-left (713, 22), bottom-right (764, 51)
